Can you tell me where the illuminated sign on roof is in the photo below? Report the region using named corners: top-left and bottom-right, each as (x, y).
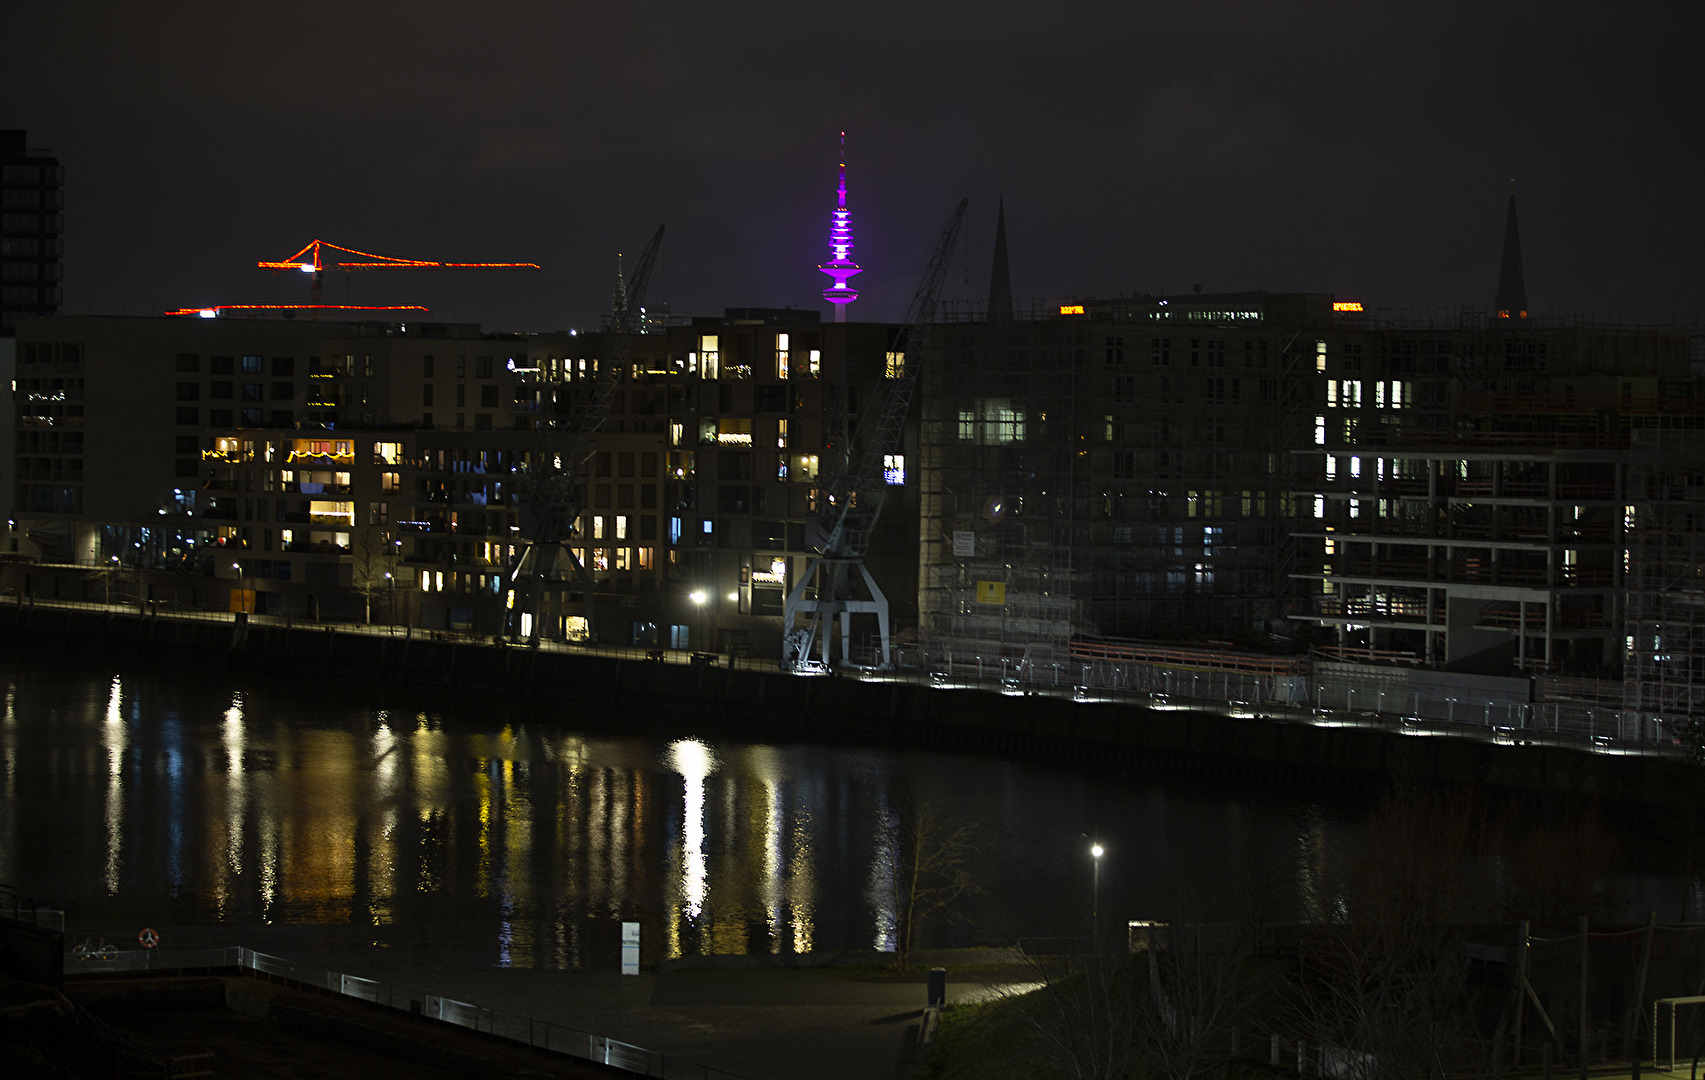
top-left (1331, 301), bottom-right (1364, 312)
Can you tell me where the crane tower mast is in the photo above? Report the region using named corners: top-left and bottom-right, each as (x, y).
top-left (507, 225), bottom-right (665, 645)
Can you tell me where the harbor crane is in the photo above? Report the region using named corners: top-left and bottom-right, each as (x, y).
top-left (781, 198), bottom-right (968, 672)
top-left (507, 225), bottom-right (665, 645)
top-left (258, 238), bottom-right (540, 304)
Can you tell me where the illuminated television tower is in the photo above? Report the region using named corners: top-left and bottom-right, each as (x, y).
top-left (818, 131), bottom-right (861, 321)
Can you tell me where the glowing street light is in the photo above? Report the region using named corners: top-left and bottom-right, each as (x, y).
top-left (1090, 841), bottom-right (1105, 935)
top-left (688, 590), bottom-right (707, 605)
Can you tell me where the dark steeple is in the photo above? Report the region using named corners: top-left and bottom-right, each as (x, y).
top-left (1494, 185), bottom-right (1527, 321)
top-left (987, 198), bottom-right (1012, 324)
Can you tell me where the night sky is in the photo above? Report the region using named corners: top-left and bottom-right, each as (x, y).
top-left (7, 1), bottom-right (1702, 331)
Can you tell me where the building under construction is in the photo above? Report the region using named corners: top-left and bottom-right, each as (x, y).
top-left (917, 195), bottom-right (1705, 726)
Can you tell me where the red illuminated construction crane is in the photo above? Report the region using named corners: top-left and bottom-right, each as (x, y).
top-left (258, 238), bottom-right (541, 303)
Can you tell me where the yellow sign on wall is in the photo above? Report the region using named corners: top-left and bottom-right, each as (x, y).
top-left (976, 581), bottom-right (1006, 604)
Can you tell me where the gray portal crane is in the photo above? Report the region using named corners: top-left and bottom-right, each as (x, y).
top-left (781, 199), bottom-right (967, 671)
top-left (509, 225), bottom-right (665, 644)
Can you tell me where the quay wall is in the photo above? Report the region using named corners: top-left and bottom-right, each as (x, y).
top-left (3, 605), bottom-right (1695, 811)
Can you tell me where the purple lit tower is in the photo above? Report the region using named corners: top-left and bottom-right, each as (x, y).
top-left (818, 131), bottom-right (861, 322)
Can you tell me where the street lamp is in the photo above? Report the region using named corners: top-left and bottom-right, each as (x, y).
top-left (688, 590), bottom-right (708, 653)
top-left (1090, 842), bottom-right (1104, 936)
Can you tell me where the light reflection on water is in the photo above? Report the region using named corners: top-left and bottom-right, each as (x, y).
top-left (0, 661), bottom-right (1446, 968)
top-left (102, 676), bottom-right (125, 895)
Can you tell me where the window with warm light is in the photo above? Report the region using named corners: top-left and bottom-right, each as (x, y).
top-left (700, 335), bottom-right (720, 379)
top-left (885, 351), bottom-right (905, 378)
top-left (776, 333), bottom-right (790, 379)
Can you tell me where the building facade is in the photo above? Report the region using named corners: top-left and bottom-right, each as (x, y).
top-left (1, 129), bottom-right (62, 336)
top-left (5, 311), bottom-right (915, 658)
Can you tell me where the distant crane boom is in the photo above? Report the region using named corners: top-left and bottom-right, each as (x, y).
top-left (258, 238), bottom-right (539, 303)
top-left (258, 238), bottom-right (541, 273)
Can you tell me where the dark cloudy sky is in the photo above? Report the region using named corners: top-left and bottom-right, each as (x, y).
top-left (7, 1), bottom-right (1702, 330)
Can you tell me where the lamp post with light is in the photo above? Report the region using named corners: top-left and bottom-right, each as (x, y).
top-left (688, 589), bottom-right (707, 652)
top-left (1091, 841), bottom-right (1104, 936)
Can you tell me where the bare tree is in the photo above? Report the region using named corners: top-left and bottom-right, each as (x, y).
top-left (1289, 785), bottom-right (1485, 1080)
top-left (1006, 942), bottom-right (1138, 1080)
top-left (1488, 802), bottom-right (1623, 925)
top-left (349, 527), bottom-right (398, 625)
top-left (1138, 919), bottom-right (1271, 1080)
top-left (881, 796), bottom-right (983, 969)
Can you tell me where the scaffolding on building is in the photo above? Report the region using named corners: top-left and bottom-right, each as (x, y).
top-left (917, 320), bottom-right (1082, 672)
top-left (1624, 416), bottom-right (1705, 721)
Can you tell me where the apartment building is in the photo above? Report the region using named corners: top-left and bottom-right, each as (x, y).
top-left (918, 293), bottom-right (1702, 701)
top-left (1296, 318), bottom-right (1698, 680)
top-left (4, 311), bottom-right (913, 657)
top-left (1, 129), bottom-right (62, 335)
top-left (919, 292), bottom-right (1326, 666)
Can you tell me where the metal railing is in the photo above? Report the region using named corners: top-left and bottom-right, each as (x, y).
top-left (0, 884), bottom-right (65, 931)
top-left (64, 943), bottom-right (749, 1080)
top-left (3, 593), bottom-right (1690, 757)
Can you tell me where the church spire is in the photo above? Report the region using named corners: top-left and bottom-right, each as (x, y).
top-left (1494, 183), bottom-right (1527, 321)
top-left (987, 197), bottom-right (1012, 324)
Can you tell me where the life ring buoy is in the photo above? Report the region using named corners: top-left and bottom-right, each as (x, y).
top-left (138, 928), bottom-right (159, 949)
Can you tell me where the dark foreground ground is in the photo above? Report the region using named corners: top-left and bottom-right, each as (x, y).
top-left (13, 950), bottom-right (1034, 1080)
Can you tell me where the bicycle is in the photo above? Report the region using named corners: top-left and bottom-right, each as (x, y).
top-left (71, 936), bottom-right (118, 962)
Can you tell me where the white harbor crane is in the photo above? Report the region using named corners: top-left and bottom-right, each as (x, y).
top-left (781, 198), bottom-right (968, 672)
top-left (508, 225), bottom-right (665, 645)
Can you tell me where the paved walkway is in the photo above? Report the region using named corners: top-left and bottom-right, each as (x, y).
top-left (340, 955), bottom-right (1033, 1080)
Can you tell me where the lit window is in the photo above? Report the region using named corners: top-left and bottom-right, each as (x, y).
top-left (593, 516), bottom-right (605, 539)
top-left (699, 335), bottom-right (720, 379)
top-left (717, 418), bottom-right (753, 445)
top-left (308, 500), bottom-right (353, 524)
top-left (777, 419), bottom-right (788, 449)
top-left (776, 333), bottom-right (790, 380)
top-left (885, 351), bottom-right (905, 378)
top-left (615, 515), bottom-right (628, 540)
top-left (883, 454), bottom-right (905, 485)
top-left (638, 547), bottom-right (655, 570)
top-left (808, 349), bottom-right (821, 376)
top-left (615, 548), bottom-right (630, 571)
